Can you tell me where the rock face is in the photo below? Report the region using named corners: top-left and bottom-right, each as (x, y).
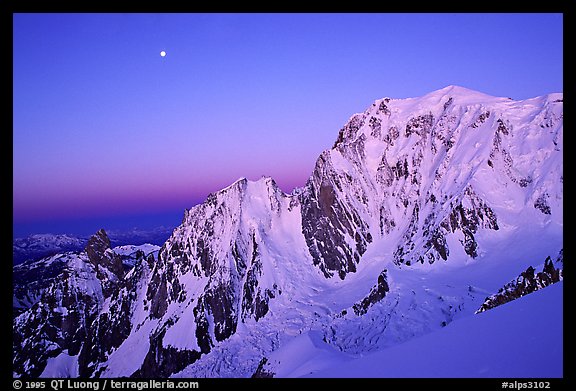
top-left (251, 357), bottom-right (275, 378)
top-left (476, 251), bottom-right (563, 314)
top-left (353, 270), bottom-right (389, 316)
top-left (300, 151), bottom-right (373, 279)
top-left (13, 86), bottom-right (563, 378)
top-left (85, 229), bottom-right (124, 278)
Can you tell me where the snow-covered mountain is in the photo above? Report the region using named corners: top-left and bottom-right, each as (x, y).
top-left (13, 227), bottom-right (172, 265)
top-left (13, 86), bottom-right (563, 378)
top-left (13, 237), bottom-right (160, 317)
top-left (13, 234), bottom-right (88, 265)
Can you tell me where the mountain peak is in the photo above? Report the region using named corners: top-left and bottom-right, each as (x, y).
top-left (85, 229), bottom-right (111, 254)
top-left (205, 176), bottom-right (282, 205)
top-left (434, 84), bottom-right (487, 95)
top-left (85, 228), bottom-right (124, 278)
top-left (421, 85), bottom-right (512, 104)
top-left (333, 85), bottom-right (542, 149)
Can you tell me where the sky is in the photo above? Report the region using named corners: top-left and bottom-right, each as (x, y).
top-left (12, 13), bottom-right (563, 237)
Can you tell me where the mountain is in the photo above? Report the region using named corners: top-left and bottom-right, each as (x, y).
top-left (13, 234), bottom-right (88, 265)
top-left (13, 237), bottom-right (160, 318)
top-left (13, 229), bottom-right (121, 376)
top-left (13, 227), bottom-right (173, 265)
top-left (13, 86), bottom-right (563, 378)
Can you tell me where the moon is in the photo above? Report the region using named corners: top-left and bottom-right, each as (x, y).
top-left (160, 51), bottom-right (166, 57)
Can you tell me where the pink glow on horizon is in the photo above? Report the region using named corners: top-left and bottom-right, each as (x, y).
top-left (13, 159), bottom-right (314, 223)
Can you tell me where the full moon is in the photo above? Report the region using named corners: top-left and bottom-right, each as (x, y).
top-left (160, 51), bottom-right (166, 57)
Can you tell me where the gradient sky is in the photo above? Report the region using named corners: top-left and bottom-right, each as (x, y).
top-left (13, 13), bottom-right (563, 237)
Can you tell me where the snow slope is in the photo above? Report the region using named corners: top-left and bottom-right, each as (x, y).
top-left (299, 281), bottom-right (563, 378)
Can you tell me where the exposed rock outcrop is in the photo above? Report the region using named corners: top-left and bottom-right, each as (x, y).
top-left (476, 251), bottom-right (563, 314)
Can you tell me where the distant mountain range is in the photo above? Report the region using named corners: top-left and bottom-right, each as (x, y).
top-left (13, 86), bottom-right (563, 378)
top-left (13, 227), bottom-right (174, 265)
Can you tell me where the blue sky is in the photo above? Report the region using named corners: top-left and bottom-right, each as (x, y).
top-left (13, 13), bottom-right (563, 237)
